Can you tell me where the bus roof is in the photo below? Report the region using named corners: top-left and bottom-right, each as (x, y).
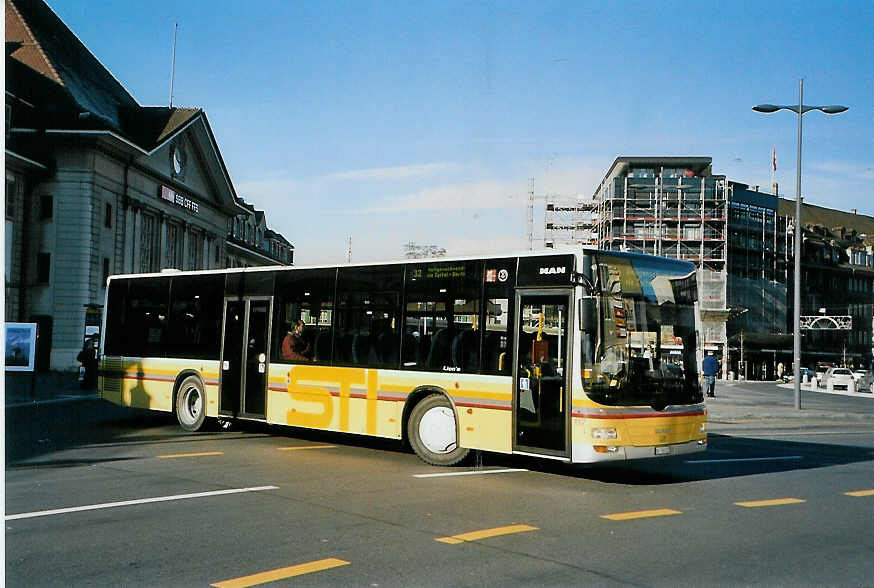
top-left (105, 245), bottom-right (694, 282)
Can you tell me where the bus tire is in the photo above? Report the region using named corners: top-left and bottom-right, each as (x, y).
top-left (407, 394), bottom-right (469, 466)
top-left (175, 375), bottom-right (206, 432)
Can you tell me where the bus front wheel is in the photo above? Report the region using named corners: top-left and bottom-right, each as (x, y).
top-left (175, 375), bottom-right (206, 432)
top-left (408, 394), bottom-right (469, 466)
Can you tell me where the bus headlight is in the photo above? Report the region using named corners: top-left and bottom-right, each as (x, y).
top-left (592, 428), bottom-right (617, 440)
top-left (700, 423), bottom-right (706, 434)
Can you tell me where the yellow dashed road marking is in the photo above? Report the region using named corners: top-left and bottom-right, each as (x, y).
top-left (277, 445), bottom-right (338, 451)
top-left (600, 508), bottom-right (682, 521)
top-left (845, 489), bottom-right (874, 497)
top-left (436, 524), bottom-right (538, 544)
top-left (211, 558), bottom-right (350, 588)
top-left (735, 498), bottom-right (806, 508)
top-left (157, 451), bottom-right (224, 459)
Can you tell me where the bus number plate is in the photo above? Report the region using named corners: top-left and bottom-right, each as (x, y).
top-left (655, 446), bottom-right (671, 456)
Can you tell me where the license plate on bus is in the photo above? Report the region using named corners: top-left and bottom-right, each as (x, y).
top-left (655, 446), bottom-right (671, 456)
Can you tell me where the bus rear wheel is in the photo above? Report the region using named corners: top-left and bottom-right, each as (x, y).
top-left (408, 394), bottom-right (469, 466)
top-left (175, 375), bottom-right (206, 432)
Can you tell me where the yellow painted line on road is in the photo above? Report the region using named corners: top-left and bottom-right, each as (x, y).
top-left (600, 508), bottom-right (682, 521)
top-left (436, 524), bottom-right (538, 544)
top-left (157, 451), bottom-right (224, 459)
top-left (277, 445), bottom-right (338, 451)
top-left (845, 489), bottom-right (874, 497)
top-left (211, 558), bottom-right (350, 588)
top-left (735, 498), bottom-right (806, 508)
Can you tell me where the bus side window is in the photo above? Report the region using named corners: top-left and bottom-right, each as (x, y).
top-left (272, 268), bottom-right (336, 364)
top-left (403, 261), bottom-right (482, 373)
top-left (483, 297), bottom-right (511, 375)
top-left (335, 265), bottom-right (402, 368)
top-left (126, 277), bottom-right (170, 358)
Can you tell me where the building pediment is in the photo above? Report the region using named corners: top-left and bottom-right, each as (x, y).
top-left (133, 111), bottom-right (244, 217)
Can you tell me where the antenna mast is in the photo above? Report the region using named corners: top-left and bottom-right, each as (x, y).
top-left (169, 22), bottom-right (178, 107)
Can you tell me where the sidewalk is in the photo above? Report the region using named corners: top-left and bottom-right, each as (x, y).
top-left (706, 379), bottom-right (874, 428)
top-left (4, 371), bottom-right (98, 407)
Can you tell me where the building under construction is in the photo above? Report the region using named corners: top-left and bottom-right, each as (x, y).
top-left (541, 155), bottom-right (874, 379)
top-left (541, 157), bottom-right (797, 377)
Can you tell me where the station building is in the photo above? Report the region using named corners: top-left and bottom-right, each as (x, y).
top-left (5, 0), bottom-right (292, 371)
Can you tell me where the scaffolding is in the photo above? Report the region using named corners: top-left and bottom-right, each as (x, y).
top-left (543, 196), bottom-right (598, 249)
top-left (592, 159), bottom-right (731, 361)
top-left (595, 169), bottom-right (730, 274)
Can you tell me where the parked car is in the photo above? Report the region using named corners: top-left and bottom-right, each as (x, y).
top-left (852, 369), bottom-right (867, 383)
top-left (823, 367), bottom-right (854, 392)
top-left (815, 363), bottom-right (833, 387)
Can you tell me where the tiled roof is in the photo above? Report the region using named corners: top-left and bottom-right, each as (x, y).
top-left (6, 0), bottom-right (200, 151)
top-left (779, 198), bottom-right (874, 239)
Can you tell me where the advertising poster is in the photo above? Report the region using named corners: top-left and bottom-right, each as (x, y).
top-left (5, 322), bottom-right (37, 372)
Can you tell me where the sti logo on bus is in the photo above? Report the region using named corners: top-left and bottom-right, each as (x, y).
top-left (539, 266), bottom-right (566, 275)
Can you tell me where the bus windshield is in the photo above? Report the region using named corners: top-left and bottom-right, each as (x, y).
top-left (581, 252), bottom-right (702, 409)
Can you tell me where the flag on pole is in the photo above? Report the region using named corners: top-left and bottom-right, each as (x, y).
top-left (771, 146), bottom-right (777, 172)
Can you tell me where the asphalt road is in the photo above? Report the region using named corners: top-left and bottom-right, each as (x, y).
top-left (5, 385), bottom-right (874, 587)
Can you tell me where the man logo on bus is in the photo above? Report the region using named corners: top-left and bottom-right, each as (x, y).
top-left (498, 269), bottom-right (509, 282)
top-left (539, 266), bottom-right (566, 275)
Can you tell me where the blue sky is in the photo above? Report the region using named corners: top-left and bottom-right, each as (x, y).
top-left (49, 0), bottom-right (873, 264)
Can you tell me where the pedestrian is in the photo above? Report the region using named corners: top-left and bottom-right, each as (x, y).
top-left (77, 334), bottom-right (99, 388)
top-left (702, 351), bottom-right (718, 397)
top-left (777, 362), bottom-right (784, 381)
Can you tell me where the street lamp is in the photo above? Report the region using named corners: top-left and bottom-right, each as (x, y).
top-left (753, 79), bottom-right (848, 410)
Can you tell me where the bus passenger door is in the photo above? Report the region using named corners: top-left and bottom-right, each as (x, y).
top-left (513, 291), bottom-right (571, 456)
top-left (220, 297), bottom-right (272, 419)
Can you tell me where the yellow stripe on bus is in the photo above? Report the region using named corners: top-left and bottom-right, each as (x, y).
top-left (436, 524), bottom-right (537, 544)
top-left (211, 558), bottom-right (350, 588)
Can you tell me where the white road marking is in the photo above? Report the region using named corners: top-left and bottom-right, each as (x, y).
top-left (414, 468), bottom-right (528, 478)
top-left (6, 486), bottom-right (279, 521)
top-left (685, 456), bottom-right (802, 464)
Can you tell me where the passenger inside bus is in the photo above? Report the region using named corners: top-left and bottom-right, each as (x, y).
top-left (281, 319), bottom-right (312, 362)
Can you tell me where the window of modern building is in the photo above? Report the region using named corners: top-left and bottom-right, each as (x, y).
top-left (102, 257), bottom-right (110, 284)
top-left (105, 203), bottom-right (112, 228)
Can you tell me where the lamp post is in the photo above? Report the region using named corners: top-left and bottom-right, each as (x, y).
top-left (753, 79), bottom-right (848, 410)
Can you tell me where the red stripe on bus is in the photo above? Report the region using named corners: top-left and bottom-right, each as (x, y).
top-left (455, 402), bottom-right (512, 411)
top-left (572, 410), bottom-right (705, 419)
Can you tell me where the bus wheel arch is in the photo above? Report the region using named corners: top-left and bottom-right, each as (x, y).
top-left (174, 372), bottom-right (207, 432)
top-left (404, 388), bottom-right (469, 466)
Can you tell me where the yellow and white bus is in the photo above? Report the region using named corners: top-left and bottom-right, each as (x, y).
top-left (99, 249), bottom-right (706, 465)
